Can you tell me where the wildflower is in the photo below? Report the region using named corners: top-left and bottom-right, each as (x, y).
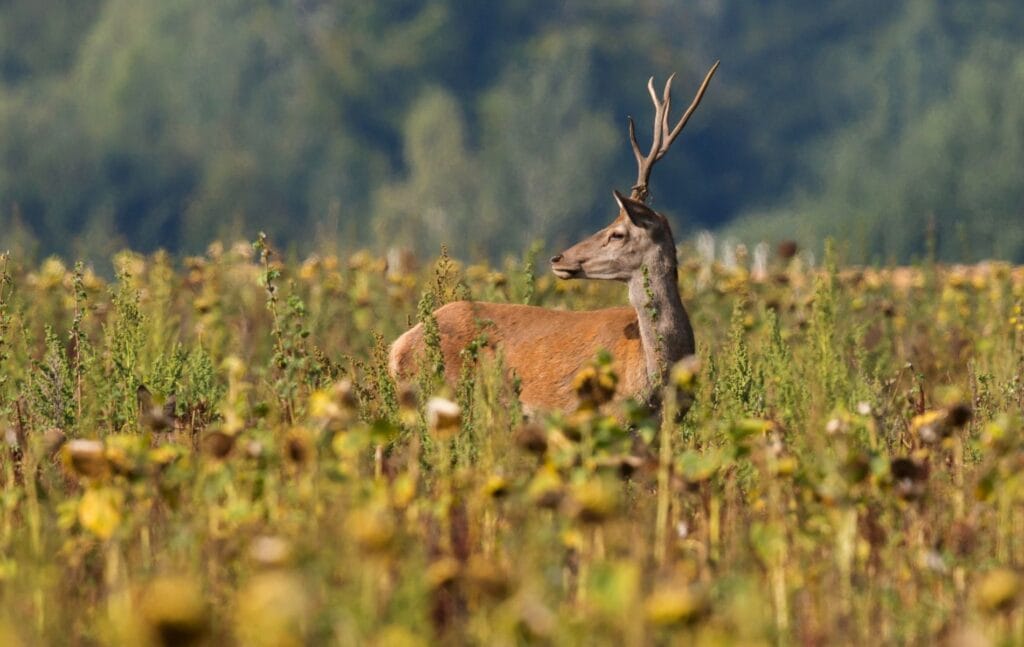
top-left (78, 486), bottom-right (123, 539)
top-left (911, 404), bottom-right (971, 444)
top-left (645, 583), bottom-right (709, 627)
top-left (977, 569), bottom-right (1020, 614)
top-left (249, 536), bottom-right (293, 569)
top-left (890, 456), bottom-right (928, 501)
top-left (347, 506), bottom-right (395, 554)
top-left (482, 474), bottom-right (510, 499)
top-left (137, 385), bottom-right (177, 433)
top-left (670, 355), bottom-right (701, 392)
top-left (526, 465), bottom-right (563, 509)
top-left (234, 571), bottom-right (308, 647)
top-left (571, 354), bottom-right (618, 408)
top-left (982, 414), bottom-right (1018, 455)
top-left (513, 422), bottom-right (548, 456)
top-left (63, 439), bottom-right (109, 479)
top-left (104, 434), bottom-right (148, 478)
top-left (298, 255), bottom-right (320, 281)
top-left (372, 626), bottom-right (429, 647)
top-left (390, 473), bottom-right (417, 509)
top-left (140, 576), bottom-right (210, 647)
top-left (201, 429), bottom-right (236, 459)
top-left (566, 477), bottom-right (619, 524)
top-left (426, 557), bottom-right (461, 590)
top-left (43, 427), bottom-right (66, 457)
top-left (284, 427), bottom-right (315, 467)
top-left (517, 596), bottom-right (556, 640)
top-left (773, 455), bottom-right (798, 477)
top-left (465, 554), bottom-right (512, 600)
top-left (396, 384), bottom-right (419, 426)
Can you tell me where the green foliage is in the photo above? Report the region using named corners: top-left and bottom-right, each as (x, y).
top-left (30, 326), bottom-right (75, 430)
top-left (104, 269), bottom-right (146, 430)
top-left (8, 0), bottom-right (1024, 263)
top-left (0, 244), bottom-right (1019, 643)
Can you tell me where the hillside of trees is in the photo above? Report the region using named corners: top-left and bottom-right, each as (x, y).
top-left (1, 1), bottom-right (1022, 263)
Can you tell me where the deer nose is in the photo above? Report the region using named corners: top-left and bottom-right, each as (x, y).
top-left (550, 254), bottom-right (563, 264)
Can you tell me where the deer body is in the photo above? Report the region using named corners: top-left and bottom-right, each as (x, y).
top-left (390, 302), bottom-right (643, 410)
top-left (389, 63), bottom-right (717, 412)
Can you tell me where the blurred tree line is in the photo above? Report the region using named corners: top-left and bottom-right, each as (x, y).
top-left (1, 0), bottom-right (1022, 263)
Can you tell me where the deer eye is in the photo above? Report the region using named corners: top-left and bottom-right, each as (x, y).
top-left (609, 231), bottom-right (625, 241)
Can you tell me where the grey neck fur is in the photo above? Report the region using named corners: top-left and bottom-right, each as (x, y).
top-left (626, 250), bottom-right (695, 397)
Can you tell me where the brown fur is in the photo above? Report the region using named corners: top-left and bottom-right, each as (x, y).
top-left (389, 301), bottom-right (645, 411)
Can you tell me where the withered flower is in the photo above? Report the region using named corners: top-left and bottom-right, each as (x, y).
top-left (139, 576), bottom-right (210, 647)
top-left (514, 423), bottom-right (548, 456)
top-left (284, 427), bottom-right (315, 467)
top-left (977, 568), bottom-right (1020, 614)
top-left (890, 456), bottom-right (929, 501)
top-left (645, 583), bottom-right (710, 627)
top-left (201, 429), bottom-right (236, 459)
top-left (62, 439), bottom-right (109, 479)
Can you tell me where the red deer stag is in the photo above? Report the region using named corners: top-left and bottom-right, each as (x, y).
top-left (389, 62), bottom-right (719, 412)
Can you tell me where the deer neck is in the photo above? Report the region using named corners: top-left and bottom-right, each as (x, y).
top-left (627, 255), bottom-right (694, 395)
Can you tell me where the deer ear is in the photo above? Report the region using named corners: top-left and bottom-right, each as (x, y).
top-left (613, 190), bottom-right (660, 229)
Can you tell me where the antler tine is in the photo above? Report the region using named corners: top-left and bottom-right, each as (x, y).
top-left (630, 63), bottom-right (719, 201)
top-left (646, 76), bottom-right (664, 155)
top-left (661, 60), bottom-right (720, 157)
top-left (627, 116), bottom-right (643, 167)
top-left (660, 73), bottom-right (676, 148)
top-left (631, 77), bottom-right (664, 200)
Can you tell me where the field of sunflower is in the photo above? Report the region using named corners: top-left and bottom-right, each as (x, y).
top-left (0, 237), bottom-right (1022, 645)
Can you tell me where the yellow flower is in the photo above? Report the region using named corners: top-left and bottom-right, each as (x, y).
top-left (140, 576), bottom-right (210, 646)
top-left (645, 584), bottom-right (709, 627)
top-left (78, 487), bottom-right (123, 540)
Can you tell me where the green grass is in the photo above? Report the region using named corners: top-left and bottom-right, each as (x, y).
top-left (0, 240), bottom-right (1021, 645)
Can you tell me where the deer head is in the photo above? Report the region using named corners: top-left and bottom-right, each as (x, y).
top-left (550, 191), bottom-right (676, 282)
top-left (550, 62), bottom-right (719, 283)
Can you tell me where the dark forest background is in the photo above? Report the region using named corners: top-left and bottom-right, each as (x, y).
top-left (2, 0), bottom-right (1023, 264)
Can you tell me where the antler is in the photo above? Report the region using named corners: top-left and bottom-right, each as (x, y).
top-left (628, 60), bottom-right (720, 202)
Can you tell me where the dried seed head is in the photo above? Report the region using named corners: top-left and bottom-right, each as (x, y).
top-left (347, 507), bottom-right (395, 554)
top-left (139, 576), bottom-right (210, 647)
top-left (284, 427), bottom-right (315, 466)
top-left (333, 379), bottom-right (358, 410)
top-left (527, 466), bottom-right (564, 509)
top-left (566, 478), bottom-right (620, 524)
top-left (977, 568), bottom-right (1020, 614)
top-left (249, 536), bottom-right (293, 569)
top-left (890, 456), bottom-right (929, 501)
top-left (63, 439), bottom-right (109, 479)
top-left (571, 363), bottom-right (617, 407)
top-left (777, 240), bottom-right (798, 260)
top-left (397, 384), bottom-right (419, 426)
top-left (671, 355), bottom-right (702, 392)
top-left (425, 557), bottom-right (461, 590)
top-left (397, 383), bottom-right (418, 411)
top-left (44, 427), bottom-right (66, 457)
top-left (482, 474), bottom-right (510, 499)
top-left (947, 402), bottom-right (972, 428)
top-left (201, 429), bottom-right (236, 459)
top-left (234, 571), bottom-right (309, 647)
top-left (465, 554), bottom-right (512, 600)
top-left (645, 584), bottom-right (709, 627)
top-left (514, 423), bottom-right (548, 456)
top-left (911, 410), bottom-right (951, 444)
top-left (245, 440), bottom-right (264, 460)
